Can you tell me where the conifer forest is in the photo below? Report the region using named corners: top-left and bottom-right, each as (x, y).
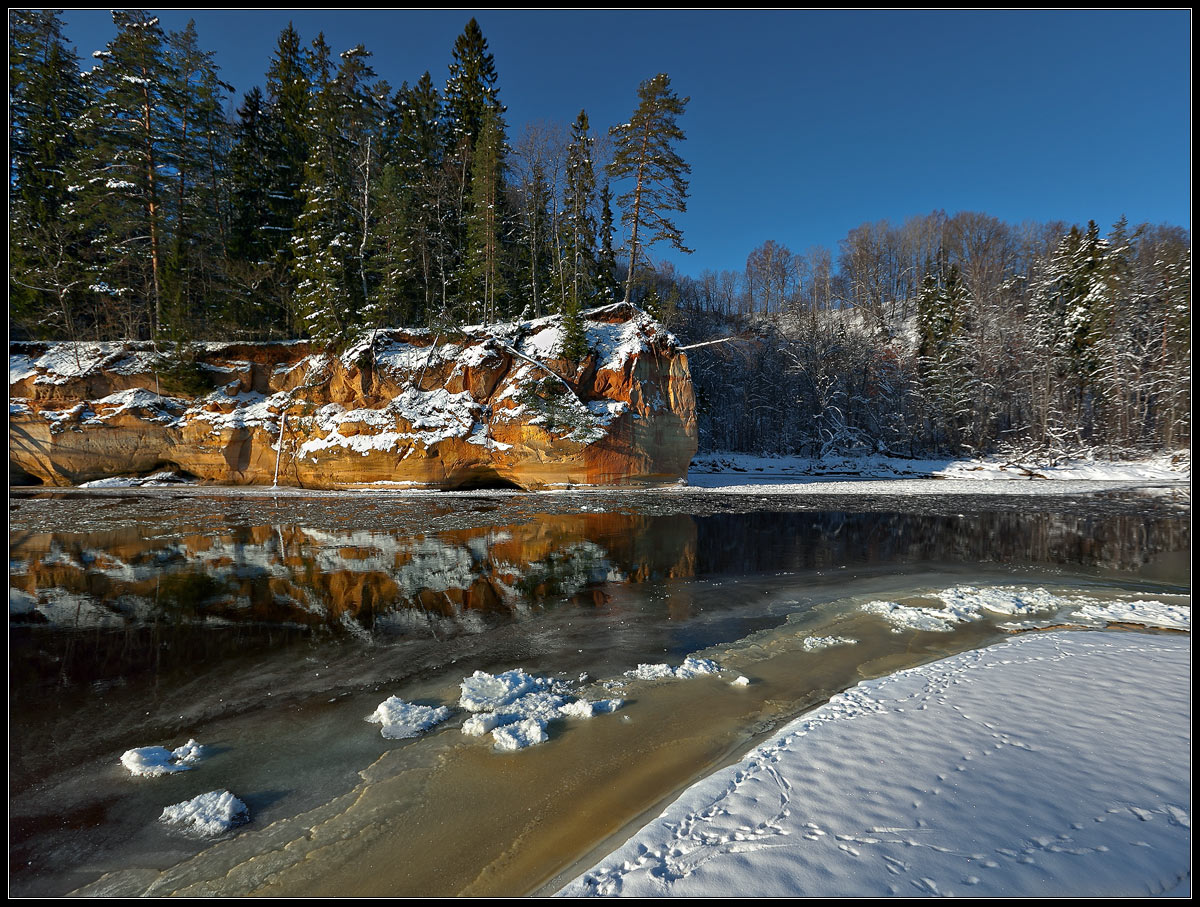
top-left (9, 11), bottom-right (1191, 460)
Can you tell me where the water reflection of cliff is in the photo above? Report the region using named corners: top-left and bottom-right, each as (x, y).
top-left (11, 508), bottom-right (1187, 640)
top-left (9, 513), bottom-right (699, 635)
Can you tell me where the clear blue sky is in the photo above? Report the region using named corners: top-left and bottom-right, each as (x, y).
top-left (58, 9), bottom-right (1191, 277)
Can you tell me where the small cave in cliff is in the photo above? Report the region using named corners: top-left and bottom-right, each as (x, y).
top-left (445, 468), bottom-right (527, 492)
top-left (10, 463), bottom-right (43, 486)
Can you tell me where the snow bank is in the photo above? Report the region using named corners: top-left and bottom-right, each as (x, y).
top-left (1067, 600), bottom-right (1190, 631)
top-left (365, 698), bottom-right (453, 740)
top-left (687, 451), bottom-right (1190, 490)
top-left (160, 790), bottom-right (249, 837)
top-left (860, 585), bottom-right (1190, 635)
top-left (120, 739), bottom-right (203, 777)
top-left (862, 585), bottom-right (1061, 632)
top-left (559, 631), bottom-right (1190, 897)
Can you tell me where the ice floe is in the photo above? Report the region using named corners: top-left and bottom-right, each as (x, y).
top-left (366, 698), bottom-right (453, 740)
top-left (624, 656), bottom-right (722, 680)
top-left (159, 790), bottom-right (249, 837)
top-left (120, 739), bottom-right (204, 777)
top-left (457, 668), bottom-right (623, 750)
top-left (800, 635), bottom-right (858, 651)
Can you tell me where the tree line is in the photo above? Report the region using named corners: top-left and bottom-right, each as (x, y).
top-left (9, 10), bottom-right (690, 351)
top-left (10, 11), bottom-right (1189, 458)
top-left (668, 213), bottom-right (1189, 457)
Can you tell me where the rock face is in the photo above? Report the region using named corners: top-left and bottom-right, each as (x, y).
top-left (9, 303), bottom-right (697, 490)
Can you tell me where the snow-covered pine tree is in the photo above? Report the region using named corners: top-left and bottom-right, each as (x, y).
top-left (289, 34), bottom-right (355, 341)
top-left (513, 157), bottom-right (556, 319)
top-left (443, 18), bottom-right (505, 322)
top-left (9, 9), bottom-right (88, 339)
top-left (391, 72), bottom-right (452, 323)
top-left (916, 259), bottom-right (975, 452)
top-left (560, 109), bottom-right (598, 359)
top-left (597, 180), bottom-right (620, 301)
top-left (608, 73), bottom-right (692, 305)
top-left (68, 10), bottom-right (176, 341)
top-left (460, 105), bottom-right (508, 325)
top-left (162, 19), bottom-right (233, 339)
top-left (254, 23), bottom-right (312, 331)
top-left (444, 18), bottom-right (502, 167)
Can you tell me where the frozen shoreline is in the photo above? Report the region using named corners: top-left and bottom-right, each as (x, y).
top-left (557, 630), bottom-right (1191, 898)
top-left (58, 450), bottom-right (1191, 497)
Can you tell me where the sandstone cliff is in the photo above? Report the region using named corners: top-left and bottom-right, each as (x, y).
top-left (9, 303), bottom-right (697, 490)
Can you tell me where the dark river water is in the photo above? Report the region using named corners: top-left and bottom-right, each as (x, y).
top-left (7, 485), bottom-right (1190, 897)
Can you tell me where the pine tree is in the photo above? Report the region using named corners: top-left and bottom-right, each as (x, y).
top-left (443, 18), bottom-right (505, 319)
top-left (68, 10), bottom-right (176, 340)
top-left (228, 87), bottom-right (272, 264)
top-left (258, 23), bottom-right (311, 330)
top-left (460, 106), bottom-right (508, 324)
top-left (597, 180), bottom-right (620, 301)
top-left (162, 19), bottom-right (233, 339)
top-left (514, 158), bottom-right (556, 318)
top-left (9, 9), bottom-right (88, 339)
top-left (444, 18), bottom-right (502, 161)
top-left (289, 34), bottom-right (354, 341)
top-left (391, 72), bottom-right (452, 322)
top-left (916, 259), bottom-right (974, 451)
top-left (607, 73), bottom-right (692, 306)
top-left (563, 110), bottom-right (599, 311)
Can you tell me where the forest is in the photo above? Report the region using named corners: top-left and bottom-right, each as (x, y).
top-left (9, 10), bottom-right (1191, 460)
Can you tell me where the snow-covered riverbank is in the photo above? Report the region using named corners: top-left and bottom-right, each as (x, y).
top-left (687, 450), bottom-right (1190, 488)
top-left (558, 630), bottom-right (1191, 898)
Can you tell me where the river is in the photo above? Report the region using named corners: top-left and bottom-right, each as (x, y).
top-left (8, 482), bottom-right (1189, 896)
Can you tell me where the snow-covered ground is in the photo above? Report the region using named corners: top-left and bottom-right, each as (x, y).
top-left (687, 450), bottom-right (1190, 489)
top-left (71, 450), bottom-right (1190, 495)
top-left (558, 630), bottom-right (1190, 898)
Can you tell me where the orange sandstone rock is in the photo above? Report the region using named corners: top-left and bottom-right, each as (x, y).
top-left (9, 303), bottom-right (697, 490)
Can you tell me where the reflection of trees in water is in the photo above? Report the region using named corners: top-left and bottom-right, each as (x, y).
top-left (694, 511), bottom-right (1189, 576)
top-left (9, 508), bottom-right (1187, 690)
top-left (8, 514), bottom-right (700, 636)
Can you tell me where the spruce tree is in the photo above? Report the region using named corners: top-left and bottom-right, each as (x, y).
top-left (607, 73), bottom-right (692, 306)
top-left (444, 18), bottom-right (502, 160)
top-left (392, 72), bottom-right (451, 322)
top-left (228, 87), bottom-right (272, 264)
top-left (443, 18), bottom-right (505, 319)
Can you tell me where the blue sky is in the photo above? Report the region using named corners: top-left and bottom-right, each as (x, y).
top-left (59, 9), bottom-right (1191, 277)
